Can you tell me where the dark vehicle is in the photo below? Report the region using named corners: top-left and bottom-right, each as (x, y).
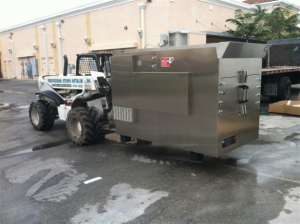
top-left (261, 38), bottom-right (300, 101)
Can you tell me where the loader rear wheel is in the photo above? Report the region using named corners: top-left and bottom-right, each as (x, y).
top-left (29, 100), bottom-right (55, 131)
top-left (66, 107), bottom-right (102, 146)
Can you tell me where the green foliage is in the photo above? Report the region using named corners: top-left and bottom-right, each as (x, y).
top-left (226, 5), bottom-right (300, 41)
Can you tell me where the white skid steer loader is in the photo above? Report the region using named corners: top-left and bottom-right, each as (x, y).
top-left (29, 53), bottom-right (114, 145)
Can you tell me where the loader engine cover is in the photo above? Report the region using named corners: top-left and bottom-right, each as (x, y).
top-left (111, 42), bottom-right (267, 157)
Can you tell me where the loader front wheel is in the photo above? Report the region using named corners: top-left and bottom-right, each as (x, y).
top-left (29, 100), bottom-right (55, 131)
top-left (66, 107), bottom-right (101, 146)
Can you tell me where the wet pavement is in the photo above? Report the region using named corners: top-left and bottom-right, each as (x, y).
top-left (0, 79), bottom-right (300, 224)
top-left (0, 79), bottom-right (37, 104)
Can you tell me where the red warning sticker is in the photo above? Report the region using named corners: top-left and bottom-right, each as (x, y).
top-left (161, 57), bottom-right (174, 68)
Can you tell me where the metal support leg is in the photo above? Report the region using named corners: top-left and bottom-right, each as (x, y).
top-left (120, 135), bottom-right (131, 144)
top-left (136, 138), bottom-right (152, 145)
top-left (190, 151), bottom-right (204, 161)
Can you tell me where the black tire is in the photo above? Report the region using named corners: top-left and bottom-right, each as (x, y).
top-left (66, 107), bottom-right (102, 146)
top-left (278, 76), bottom-right (291, 101)
top-left (29, 100), bottom-right (55, 131)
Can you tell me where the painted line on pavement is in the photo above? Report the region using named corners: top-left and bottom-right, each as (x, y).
top-left (84, 177), bottom-right (102, 184)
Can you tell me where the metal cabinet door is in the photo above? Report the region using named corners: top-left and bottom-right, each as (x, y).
top-left (25, 58), bottom-right (33, 79)
top-left (31, 58), bottom-right (38, 77)
top-left (41, 58), bottom-right (47, 76)
top-left (8, 61), bottom-right (12, 78)
top-left (49, 58), bottom-right (55, 75)
top-left (3, 61), bottom-right (8, 78)
top-left (219, 74), bottom-right (261, 117)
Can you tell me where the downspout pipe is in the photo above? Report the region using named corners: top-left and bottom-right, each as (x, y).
top-left (40, 25), bottom-right (49, 76)
top-left (8, 34), bottom-right (16, 79)
top-left (138, 2), bottom-right (147, 48)
top-left (56, 22), bottom-right (63, 74)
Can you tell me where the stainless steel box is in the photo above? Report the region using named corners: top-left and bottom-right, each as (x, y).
top-left (169, 32), bottom-right (188, 47)
top-left (111, 42), bottom-right (266, 157)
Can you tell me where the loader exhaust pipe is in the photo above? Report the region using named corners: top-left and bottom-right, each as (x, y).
top-left (63, 55), bottom-right (68, 76)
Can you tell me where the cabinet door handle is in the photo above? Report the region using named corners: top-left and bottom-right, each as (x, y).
top-left (239, 105), bottom-right (247, 118)
top-left (238, 85), bottom-right (249, 103)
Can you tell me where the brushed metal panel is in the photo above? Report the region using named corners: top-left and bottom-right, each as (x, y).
top-left (169, 33), bottom-right (188, 47)
top-left (113, 47), bottom-right (220, 157)
top-left (111, 55), bottom-right (133, 107)
top-left (219, 75), bottom-right (261, 117)
top-left (217, 108), bottom-right (260, 156)
top-left (113, 42), bottom-right (267, 59)
top-left (111, 43), bottom-right (264, 157)
top-left (134, 54), bottom-right (156, 72)
top-left (219, 58), bottom-right (262, 78)
top-left (218, 58), bottom-right (262, 117)
top-left (132, 72), bottom-right (190, 115)
top-left (221, 42), bottom-right (267, 59)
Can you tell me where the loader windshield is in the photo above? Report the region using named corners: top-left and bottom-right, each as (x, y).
top-left (78, 57), bottom-right (99, 76)
top-left (76, 53), bottom-right (112, 76)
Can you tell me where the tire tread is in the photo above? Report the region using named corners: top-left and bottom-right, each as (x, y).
top-left (66, 107), bottom-right (103, 146)
top-left (29, 100), bottom-right (55, 131)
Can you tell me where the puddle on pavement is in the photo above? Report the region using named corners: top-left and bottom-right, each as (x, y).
top-left (2, 139), bottom-right (71, 158)
top-left (32, 139), bottom-right (71, 151)
top-left (0, 90), bottom-right (27, 94)
top-left (7, 148), bottom-right (33, 157)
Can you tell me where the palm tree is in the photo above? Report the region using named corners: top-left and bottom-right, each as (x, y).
top-left (226, 5), bottom-right (300, 41)
top-left (226, 6), bottom-right (270, 42)
top-left (226, 10), bottom-right (256, 42)
top-left (265, 5), bottom-right (300, 39)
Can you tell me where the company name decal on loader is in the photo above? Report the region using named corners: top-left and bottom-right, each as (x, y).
top-left (47, 78), bottom-right (92, 89)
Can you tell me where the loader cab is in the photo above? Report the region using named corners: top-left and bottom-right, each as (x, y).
top-left (63, 53), bottom-right (112, 78)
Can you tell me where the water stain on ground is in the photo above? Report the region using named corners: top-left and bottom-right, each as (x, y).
top-left (1, 139), bottom-right (71, 158)
top-left (4, 157), bottom-right (87, 202)
top-left (269, 187), bottom-right (300, 223)
top-left (70, 183), bottom-right (169, 224)
top-left (32, 139), bottom-right (71, 151)
top-left (259, 116), bottom-right (300, 141)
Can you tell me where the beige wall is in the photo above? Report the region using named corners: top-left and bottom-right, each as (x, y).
top-left (1, 34), bottom-right (13, 78)
top-left (145, 0), bottom-right (169, 47)
top-left (189, 33), bottom-right (206, 45)
top-left (90, 1), bottom-right (140, 49)
top-left (0, 0), bottom-right (238, 79)
top-left (60, 14), bottom-right (89, 67)
top-left (12, 27), bottom-right (36, 79)
top-left (37, 22), bottom-right (59, 76)
top-left (146, 0), bottom-right (235, 46)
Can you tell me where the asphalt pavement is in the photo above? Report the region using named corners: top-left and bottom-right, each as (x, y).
top-left (0, 79), bottom-right (299, 224)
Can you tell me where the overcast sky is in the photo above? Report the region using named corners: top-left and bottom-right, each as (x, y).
top-left (0, 0), bottom-right (299, 30)
top-left (0, 0), bottom-right (100, 30)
